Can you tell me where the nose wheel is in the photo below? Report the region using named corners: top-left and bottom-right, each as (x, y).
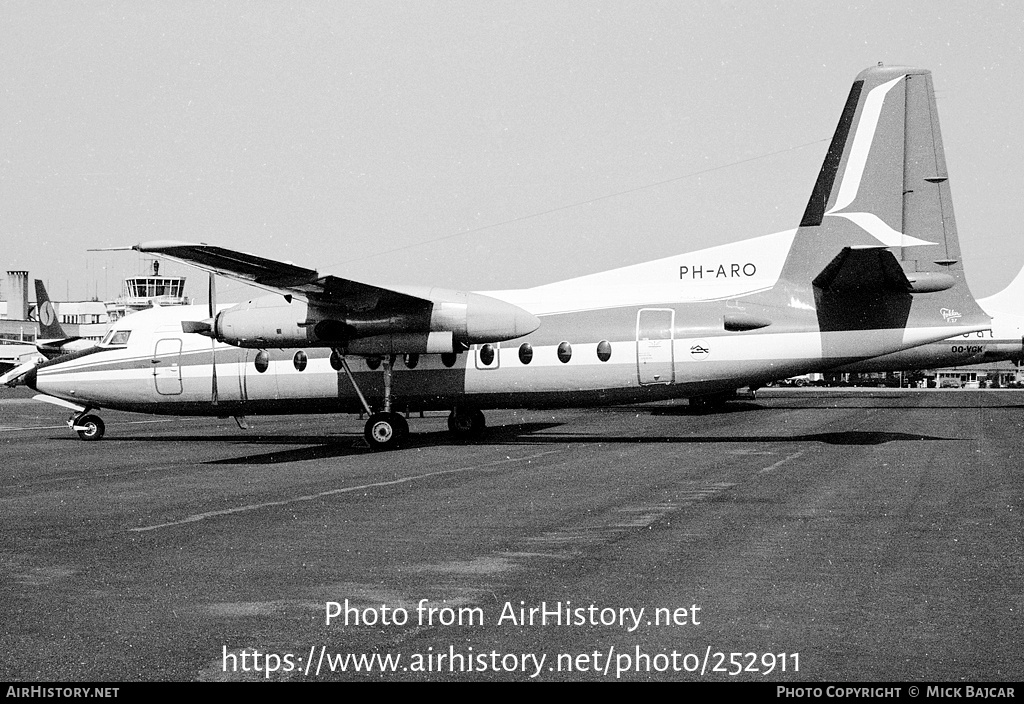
top-left (70, 413), bottom-right (105, 441)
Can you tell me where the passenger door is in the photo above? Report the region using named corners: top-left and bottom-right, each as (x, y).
top-left (636, 308), bottom-right (675, 385)
top-left (153, 338), bottom-right (183, 395)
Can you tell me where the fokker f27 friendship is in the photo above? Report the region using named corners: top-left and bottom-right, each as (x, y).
top-left (11, 66), bottom-right (995, 448)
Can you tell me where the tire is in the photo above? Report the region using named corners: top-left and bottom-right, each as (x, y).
top-left (76, 414), bottom-right (105, 441)
top-left (364, 412), bottom-right (404, 451)
top-left (392, 414), bottom-right (410, 440)
top-left (447, 408), bottom-right (486, 437)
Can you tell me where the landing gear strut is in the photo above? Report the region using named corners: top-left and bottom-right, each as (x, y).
top-left (336, 351), bottom-right (410, 451)
top-left (70, 412), bottom-right (105, 441)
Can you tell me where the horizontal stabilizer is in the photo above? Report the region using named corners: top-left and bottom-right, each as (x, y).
top-left (36, 337), bottom-right (83, 359)
top-left (812, 247), bottom-right (911, 293)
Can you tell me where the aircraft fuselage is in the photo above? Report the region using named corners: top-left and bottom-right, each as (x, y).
top-left (30, 298), bottom-right (981, 417)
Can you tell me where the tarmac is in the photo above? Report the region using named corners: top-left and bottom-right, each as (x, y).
top-left (1, 386), bottom-right (1021, 681)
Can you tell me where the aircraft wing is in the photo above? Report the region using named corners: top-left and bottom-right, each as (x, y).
top-left (133, 240), bottom-right (540, 351)
top-left (133, 240), bottom-right (431, 308)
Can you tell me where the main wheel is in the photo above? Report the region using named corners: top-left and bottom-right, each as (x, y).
top-left (447, 408), bottom-right (486, 438)
top-left (363, 412), bottom-right (406, 451)
top-left (76, 414), bottom-right (105, 441)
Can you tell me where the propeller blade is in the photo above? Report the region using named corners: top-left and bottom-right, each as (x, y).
top-left (181, 320), bottom-right (214, 335)
top-left (208, 272), bottom-right (217, 319)
top-left (209, 272), bottom-right (218, 405)
top-left (211, 347), bottom-right (219, 405)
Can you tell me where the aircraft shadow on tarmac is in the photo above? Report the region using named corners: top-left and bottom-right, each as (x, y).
top-left (645, 402), bottom-right (763, 415)
top-left (56, 423), bottom-right (564, 465)
top-left (499, 429), bottom-right (953, 446)
top-left (100, 421), bottom-right (952, 465)
top-left (631, 399), bottom-right (1024, 412)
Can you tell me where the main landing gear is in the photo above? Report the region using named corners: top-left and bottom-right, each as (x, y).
top-left (70, 412), bottom-right (105, 441)
top-left (363, 411), bottom-right (409, 450)
top-left (447, 407), bottom-right (486, 438)
top-left (335, 350), bottom-right (488, 451)
top-left (336, 351), bottom-right (411, 451)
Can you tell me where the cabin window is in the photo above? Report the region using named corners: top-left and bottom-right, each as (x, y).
top-left (293, 350), bottom-right (307, 371)
top-left (518, 342), bottom-right (533, 365)
top-left (330, 350), bottom-right (343, 371)
top-left (441, 352), bottom-right (457, 368)
top-left (366, 356), bottom-right (382, 370)
top-left (405, 353), bottom-right (419, 369)
top-left (597, 340), bottom-right (612, 362)
top-left (254, 350), bottom-right (269, 373)
top-left (479, 344), bottom-right (495, 366)
top-left (102, 329), bottom-right (132, 347)
top-left (557, 341), bottom-right (572, 363)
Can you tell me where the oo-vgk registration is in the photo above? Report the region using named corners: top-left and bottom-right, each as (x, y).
top-left (19, 66), bottom-right (991, 449)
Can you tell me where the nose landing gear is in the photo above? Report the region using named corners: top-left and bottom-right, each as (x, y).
top-left (70, 413), bottom-right (105, 441)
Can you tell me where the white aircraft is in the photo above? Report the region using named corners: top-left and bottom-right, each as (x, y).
top-left (14, 65), bottom-right (994, 447)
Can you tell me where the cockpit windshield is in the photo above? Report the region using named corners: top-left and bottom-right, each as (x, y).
top-left (101, 329), bottom-right (132, 347)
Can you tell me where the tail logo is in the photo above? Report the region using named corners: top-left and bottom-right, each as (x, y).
top-left (39, 301), bottom-right (57, 327)
top-left (940, 308), bottom-right (962, 323)
top-left (826, 74), bottom-right (935, 249)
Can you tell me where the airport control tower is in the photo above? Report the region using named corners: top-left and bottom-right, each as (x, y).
top-left (105, 260), bottom-right (190, 322)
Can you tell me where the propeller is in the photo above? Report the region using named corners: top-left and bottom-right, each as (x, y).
top-left (208, 272), bottom-right (218, 405)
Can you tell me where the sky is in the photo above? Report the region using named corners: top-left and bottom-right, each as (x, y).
top-left (2, 1), bottom-right (1023, 305)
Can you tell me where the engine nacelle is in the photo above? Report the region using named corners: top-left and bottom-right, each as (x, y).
top-left (214, 296), bottom-right (312, 348)
top-left (206, 289), bottom-right (540, 350)
top-left (428, 290), bottom-right (541, 344)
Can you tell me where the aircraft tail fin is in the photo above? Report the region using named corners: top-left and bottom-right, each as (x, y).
top-left (978, 264), bottom-right (1024, 313)
top-left (32, 280), bottom-right (84, 358)
top-left (34, 280), bottom-right (67, 340)
top-left (762, 65), bottom-right (987, 337)
top-left (783, 65), bottom-right (967, 279)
